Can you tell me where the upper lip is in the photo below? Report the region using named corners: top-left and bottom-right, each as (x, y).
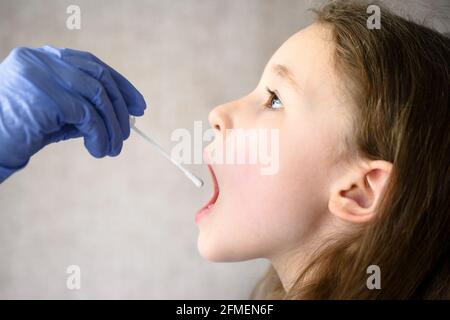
top-left (199, 165), bottom-right (219, 212)
top-left (201, 164), bottom-right (219, 210)
top-left (199, 148), bottom-right (220, 211)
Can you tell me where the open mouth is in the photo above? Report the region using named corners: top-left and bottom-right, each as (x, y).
top-left (195, 165), bottom-right (220, 224)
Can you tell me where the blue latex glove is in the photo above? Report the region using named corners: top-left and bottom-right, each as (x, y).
top-left (0, 46), bottom-right (147, 182)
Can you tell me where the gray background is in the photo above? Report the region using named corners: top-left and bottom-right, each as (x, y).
top-left (0, 0), bottom-right (448, 299)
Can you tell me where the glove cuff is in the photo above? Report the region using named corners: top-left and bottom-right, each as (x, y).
top-left (0, 161), bottom-right (28, 183)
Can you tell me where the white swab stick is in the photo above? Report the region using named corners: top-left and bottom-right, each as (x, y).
top-left (130, 117), bottom-right (204, 188)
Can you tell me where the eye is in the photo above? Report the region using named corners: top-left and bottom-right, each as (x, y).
top-left (265, 88), bottom-right (283, 110)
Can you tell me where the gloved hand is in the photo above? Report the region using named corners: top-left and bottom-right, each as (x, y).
top-left (0, 46), bottom-right (147, 182)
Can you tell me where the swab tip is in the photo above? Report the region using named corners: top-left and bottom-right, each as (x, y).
top-left (186, 172), bottom-right (204, 188)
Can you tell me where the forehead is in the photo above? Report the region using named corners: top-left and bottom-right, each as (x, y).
top-left (265, 23), bottom-right (337, 98)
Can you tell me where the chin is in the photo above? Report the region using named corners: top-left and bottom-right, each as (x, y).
top-left (197, 236), bottom-right (264, 263)
top-left (197, 237), bottom-right (232, 262)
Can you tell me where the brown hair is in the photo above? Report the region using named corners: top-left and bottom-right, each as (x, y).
top-left (252, 0), bottom-right (450, 299)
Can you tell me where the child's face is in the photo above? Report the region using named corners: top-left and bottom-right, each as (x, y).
top-left (197, 23), bottom-right (354, 262)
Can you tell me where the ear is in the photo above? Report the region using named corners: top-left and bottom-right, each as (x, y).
top-left (328, 160), bottom-right (393, 224)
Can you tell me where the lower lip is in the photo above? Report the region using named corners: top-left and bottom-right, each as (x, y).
top-left (195, 204), bottom-right (215, 224)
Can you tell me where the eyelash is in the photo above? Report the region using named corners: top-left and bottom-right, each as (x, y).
top-left (264, 87), bottom-right (283, 110)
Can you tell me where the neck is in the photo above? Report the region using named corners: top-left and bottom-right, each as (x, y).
top-left (269, 217), bottom-right (340, 293)
top-left (270, 243), bottom-right (316, 293)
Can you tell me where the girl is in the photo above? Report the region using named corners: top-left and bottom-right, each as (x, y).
top-left (196, 0), bottom-right (450, 299)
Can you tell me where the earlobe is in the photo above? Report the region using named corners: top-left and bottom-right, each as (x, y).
top-left (328, 160), bottom-right (393, 224)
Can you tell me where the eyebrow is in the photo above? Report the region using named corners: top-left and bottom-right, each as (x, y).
top-left (272, 64), bottom-right (300, 91)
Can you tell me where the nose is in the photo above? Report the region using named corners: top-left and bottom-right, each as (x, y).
top-left (208, 102), bottom-right (233, 133)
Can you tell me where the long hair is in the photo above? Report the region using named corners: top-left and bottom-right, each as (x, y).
top-left (252, 0), bottom-right (450, 299)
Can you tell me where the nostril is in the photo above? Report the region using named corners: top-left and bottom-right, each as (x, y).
top-left (208, 103), bottom-right (232, 132)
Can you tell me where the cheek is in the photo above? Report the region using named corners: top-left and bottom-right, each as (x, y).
top-left (198, 163), bottom-right (276, 261)
top-left (197, 117), bottom-right (336, 262)
top-left (198, 147), bottom-right (327, 262)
